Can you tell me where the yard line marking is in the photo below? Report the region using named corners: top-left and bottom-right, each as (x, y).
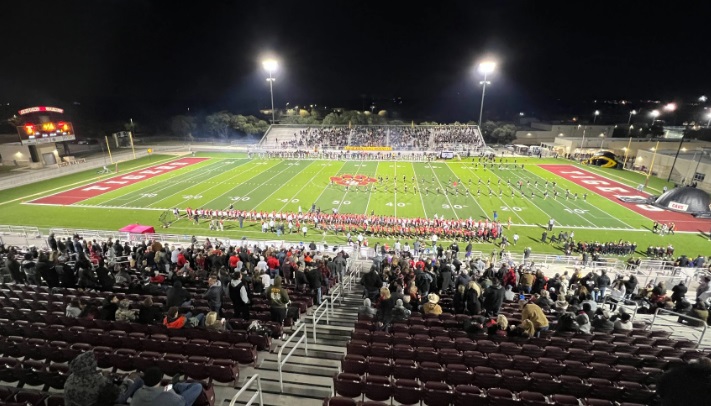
top-left (242, 160), bottom-right (318, 211)
top-left (458, 164), bottom-right (526, 224)
top-left (114, 159), bottom-right (247, 207)
top-left (363, 161), bottom-right (379, 215)
top-left (410, 162), bottom-right (429, 219)
top-left (276, 161), bottom-right (335, 213)
top-left (336, 162), bottom-right (365, 214)
top-left (309, 162), bottom-right (348, 214)
top-left (426, 163), bottom-right (459, 220)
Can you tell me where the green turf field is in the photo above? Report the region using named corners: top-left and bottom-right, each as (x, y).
top-left (0, 152), bottom-right (706, 256)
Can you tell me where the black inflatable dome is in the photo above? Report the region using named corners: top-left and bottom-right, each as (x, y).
top-left (653, 186), bottom-right (711, 214)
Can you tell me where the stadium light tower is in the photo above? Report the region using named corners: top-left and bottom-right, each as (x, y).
top-left (477, 60), bottom-right (496, 126)
top-left (262, 59), bottom-right (278, 124)
top-left (593, 110), bottom-right (600, 124)
top-left (627, 110), bottom-right (637, 125)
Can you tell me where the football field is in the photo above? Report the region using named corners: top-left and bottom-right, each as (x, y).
top-left (26, 154), bottom-right (668, 231)
top-left (3, 152), bottom-right (709, 254)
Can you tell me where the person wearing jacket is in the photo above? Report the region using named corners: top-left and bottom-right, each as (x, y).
top-left (202, 275), bottom-right (222, 316)
top-left (166, 281), bottom-right (192, 309)
top-left (422, 293), bottom-right (443, 315)
top-left (465, 280), bottom-right (482, 315)
top-left (130, 366), bottom-right (203, 406)
top-left (269, 276), bottom-right (290, 324)
top-left (115, 299), bottom-right (137, 322)
top-left (163, 306), bottom-right (203, 329)
top-left (137, 297), bottom-right (162, 324)
top-left (229, 272), bottom-right (250, 320)
top-left (520, 300), bottom-right (550, 336)
top-left (483, 279), bottom-right (505, 317)
top-left (99, 296), bottom-right (119, 321)
top-left (306, 266), bottom-right (325, 305)
top-left (391, 299), bottom-right (411, 322)
top-left (596, 270), bottom-right (611, 303)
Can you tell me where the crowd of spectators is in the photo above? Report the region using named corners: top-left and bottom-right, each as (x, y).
top-left (279, 125), bottom-right (485, 150)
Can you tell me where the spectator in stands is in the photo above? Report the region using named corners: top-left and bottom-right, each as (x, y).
top-left (519, 269), bottom-right (535, 293)
top-left (229, 272), bottom-right (250, 320)
top-left (576, 313), bottom-right (591, 333)
top-left (591, 308), bottom-right (614, 333)
top-left (203, 275), bottom-right (223, 316)
top-left (59, 259), bottom-right (78, 288)
top-left (503, 285), bottom-right (516, 302)
top-left (672, 281), bottom-right (689, 308)
top-left (205, 311), bottom-right (227, 331)
top-left (6, 254), bottom-right (25, 284)
top-left (115, 299), bottom-right (137, 322)
top-left (487, 314), bottom-right (510, 336)
top-left (114, 265), bottom-right (132, 286)
top-left (358, 298), bottom-right (377, 318)
top-left (166, 281), bottom-right (191, 309)
top-left (613, 310), bottom-right (633, 332)
top-left (377, 287), bottom-right (396, 326)
top-left (66, 299), bottom-right (84, 318)
top-left (608, 276), bottom-right (626, 310)
top-left (657, 358), bottom-right (711, 406)
top-left (163, 306), bottom-right (203, 329)
top-left (392, 299), bottom-right (411, 322)
top-left (534, 290), bottom-right (554, 310)
top-left (624, 275), bottom-right (638, 298)
top-left (483, 278), bottom-right (505, 317)
top-left (556, 312), bottom-right (579, 332)
top-left (99, 296), bottom-right (119, 321)
top-left (306, 265), bottom-right (325, 305)
top-left (78, 266), bottom-right (99, 290)
top-left (21, 252), bottom-right (38, 285)
top-left (520, 299), bottom-right (550, 336)
top-left (465, 280), bottom-right (482, 315)
top-left (131, 366), bottom-right (203, 406)
top-left (697, 276), bottom-right (711, 300)
top-left (138, 297), bottom-right (161, 324)
top-left (422, 293), bottom-right (443, 316)
top-left (65, 351), bottom-right (140, 406)
top-left (96, 261), bottom-right (116, 291)
top-left (36, 252), bottom-right (58, 288)
top-left (268, 276), bottom-right (290, 325)
top-left (683, 299), bottom-right (709, 327)
top-left (453, 284), bottom-right (466, 314)
top-left (361, 266), bottom-right (383, 301)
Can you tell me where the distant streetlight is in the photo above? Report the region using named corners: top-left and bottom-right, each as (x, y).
top-left (700, 95), bottom-right (708, 103)
top-left (477, 61), bottom-right (496, 125)
top-left (627, 110), bottom-right (637, 125)
top-left (593, 110), bottom-right (600, 124)
top-left (650, 110), bottom-right (660, 125)
top-left (262, 59), bottom-right (278, 124)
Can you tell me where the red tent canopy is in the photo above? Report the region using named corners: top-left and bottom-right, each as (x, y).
top-left (119, 224), bottom-right (156, 234)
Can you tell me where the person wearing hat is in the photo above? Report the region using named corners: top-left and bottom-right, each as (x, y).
top-left (591, 307), bottom-right (614, 333)
top-left (131, 366), bottom-right (204, 406)
top-left (392, 299), bottom-right (411, 322)
top-left (555, 299), bottom-right (569, 314)
top-left (423, 293), bottom-right (443, 315)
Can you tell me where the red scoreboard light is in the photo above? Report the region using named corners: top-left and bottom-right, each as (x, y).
top-left (17, 121), bottom-right (76, 145)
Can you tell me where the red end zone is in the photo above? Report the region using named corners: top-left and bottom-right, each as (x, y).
top-left (540, 164), bottom-right (711, 232)
top-left (30, 157), bottom-right (209, 206)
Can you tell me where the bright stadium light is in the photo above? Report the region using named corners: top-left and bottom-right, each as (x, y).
top-left (628, 110), bottom-right (637, 125)
top-left (262, 58), bottom-right (279, 124)
top-left (476, 60), bottom-right (496, 126)
top-left (593, 110), bottom-right (600, 124)
top-left (650, 109), bottom-right (660, 125)
top-left (664, 102), bottom-right (677, 112)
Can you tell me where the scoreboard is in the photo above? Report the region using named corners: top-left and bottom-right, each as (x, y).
top-left (17, 121), bottom-right (76, 145)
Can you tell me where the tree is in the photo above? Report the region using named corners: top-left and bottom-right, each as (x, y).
top-left (490, 124), bottom-right (517, 144)
top-left (169, 115), bottom-right (197, 140)
top-left (205, 111), bottom-right (233, 138)
top-left (480, 120), bottom-right (498, 140)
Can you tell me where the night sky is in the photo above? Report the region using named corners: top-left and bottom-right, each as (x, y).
top-left (2, 1), bottom-right (709, 124)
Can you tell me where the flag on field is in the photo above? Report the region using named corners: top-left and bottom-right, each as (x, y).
top-left (453, 182), bottom-right (458, 187)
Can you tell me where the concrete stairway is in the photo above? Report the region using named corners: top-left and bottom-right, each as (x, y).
top-left (224, 278), bottom-right (363, 406)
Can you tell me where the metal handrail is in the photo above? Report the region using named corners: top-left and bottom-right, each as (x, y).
top-left (650, 307), bottom-right (707, 347)
top-left (603, 296), bottom-right (640, 320)
top-left (312, 297), bottom-right (330, 341)
top-left (228, 374), bottom-right (264, 406)
top-left (330, 282), bottom-right (343, 310)
top-left (277, 321), bottom-right (308, 392)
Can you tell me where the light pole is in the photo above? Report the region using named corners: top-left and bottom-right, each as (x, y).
top-left (477, 61), bottom-right (496, 125)
top-left (593, 110), bottom-right (600, 124)
top-left (706, 112), bottom-right (711, 127)
top-left (627, 110), bottom-right (637, 125)
top-left (262, 59), bottom-right (278, 124)
top-left (650, 110), bottom-right (660, 126)
top-left (599, 133), bottom-right (605, 149)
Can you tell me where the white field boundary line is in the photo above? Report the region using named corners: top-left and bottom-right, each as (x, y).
top-left (535, 165), bottom-right (641, 230)
top-left (192, 159), bottom-right (285, 209)
top-left (188, 160), bottom-right (296, 211)
top-left (241, 160), bottom-right (319, 211)
top-left (527, 166), bottom-right (636, 227)
top-left (426, 163), bottom-right (459, 220)
top-left (1, 155), bottom-right (180, 208)
top-left (105, 159), bottom-right (239, 207)
top-left (409, 162), bottom-right (429, 219)
top-left (458, 164), bottom-right (527, 224)
top-left (499, 166), bottom-right (601, 229)
top-left (436, 162), bottom-right (488, 220)
top-left (277, 161), bottom-right (335, 213)
top-left (148, 159), bottom-right (265, 209)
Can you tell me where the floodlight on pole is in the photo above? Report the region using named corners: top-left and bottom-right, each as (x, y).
top-left (593, 110), bottom-right (600, 124)
top-left (706, 112), bottom-right (711, 127)
top-left (262, 59), bottom-right (278, 124)
top-left (477, 61), bottom-right (496, 126)
top-left (663, 102), bottom-right (677, 112)
top-left (650, 110), bottom-right (660, 125)
top-left (699, 95), bottom-right (708, 103)
top-left (627, 110), bottom-right (637, 125)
